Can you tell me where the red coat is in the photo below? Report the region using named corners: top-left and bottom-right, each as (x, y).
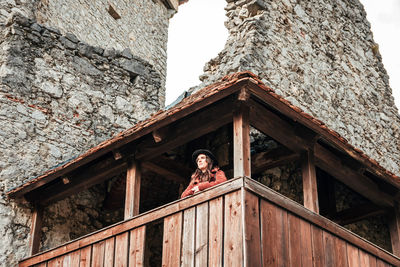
top-left (181, 168), bottom-right (227, 198)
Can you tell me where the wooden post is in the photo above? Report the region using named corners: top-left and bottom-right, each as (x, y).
top-left (301, 149), bottom-right (319, 213)
top-left (389, 202), bottom-right (400, 256)
top-left (233, 103), bottom-right (250, 177)
top-left (29, 205), bottom-right (43, 255)
top-left (125, 160), bottom-right (141, 219)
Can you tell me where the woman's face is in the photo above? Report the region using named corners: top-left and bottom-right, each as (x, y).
top-left (196, 154), bottom-right (208, 172)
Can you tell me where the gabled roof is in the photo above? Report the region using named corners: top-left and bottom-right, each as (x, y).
top-left (7, 71), bottom-right (400, 199)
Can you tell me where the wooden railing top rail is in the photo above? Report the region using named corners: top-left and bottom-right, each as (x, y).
top-left (20, 177), bottom-right (400, 266)
top-left (19, 177), bottom-right (244, 266)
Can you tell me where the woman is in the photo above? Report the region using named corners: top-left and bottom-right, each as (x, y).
top-left (181, 149), bottom-right (227, 198)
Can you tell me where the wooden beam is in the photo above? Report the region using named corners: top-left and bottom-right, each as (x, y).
top-left (251, 147), bottom-right (299, 174)
top-left (332, 203), bottom-right (388, 226)
top-left (152, 128), bottom-right (169, 143)
top-left (302, 149), bottom-right (319, 213)
top-left (28, 158), bottom-right (128, 205)
top-left (8, 80), bottom-right (246, 199)
top-left (249, 99), bottom-right (310, 152)
top-left (125, 160), bottom-right (141, 219)
top-left (233, 104), bottom-right (250, 177)
top-left (314, 145), bottom-right (394, 207)
top-left (29, 205), bottom-right (43, 256)
top-left (135, 99), bottom-right (234, 161)
top-left (142, 161), bottom-right (186, 183)
top-left (249, 98), bottom-right (394, 207)
top-left (166, 0), bottom-right (179, 11)
top-left (247, 81), bottom-right (400, 189)
top-left (389, 203), bottom-right (400, 257)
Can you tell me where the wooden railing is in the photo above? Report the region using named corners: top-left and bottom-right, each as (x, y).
top-left (19, 177), bottom-right (400, 266)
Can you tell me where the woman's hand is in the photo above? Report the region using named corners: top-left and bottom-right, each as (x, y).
top-left (191, 186), bottom-right (199, 193)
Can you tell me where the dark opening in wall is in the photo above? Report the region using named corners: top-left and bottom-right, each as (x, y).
top-left (143, 219), bottom-right (163, 267)
top-left (107, 3), bottom-right (121, 20)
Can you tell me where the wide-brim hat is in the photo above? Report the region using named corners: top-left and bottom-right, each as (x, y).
top-left (192, 149), bottom-right (218, 166)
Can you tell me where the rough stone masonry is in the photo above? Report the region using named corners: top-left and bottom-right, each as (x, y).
top-left (0, 0), bottom-right (171, 265)
top-left (198, 0), bottom-right (400, 177)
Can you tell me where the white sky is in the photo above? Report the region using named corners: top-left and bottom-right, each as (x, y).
top-left (165, 0), bottom-right (400, 112)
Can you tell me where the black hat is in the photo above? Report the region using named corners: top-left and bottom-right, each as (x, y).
top-left (192, 149), bottom-right (218, 166)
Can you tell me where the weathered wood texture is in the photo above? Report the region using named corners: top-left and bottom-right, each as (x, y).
top-left (233, 104), bottom-right (251, 177)
top-left (301, 149), bottom-right (319, 213)
top-left (19, 178), bottom-right (399, 267)
top-left (125, 160), bottom-right (141, 219)
top-left (224, 190), bottom-right (244, 267)
top-left (162, 212), bottom-right (183, 267)
top-left (29, 206), bottom-right (43, 256)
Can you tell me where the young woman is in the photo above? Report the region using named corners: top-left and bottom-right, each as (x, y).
top-left (181, 149), bottom-right (227, 199)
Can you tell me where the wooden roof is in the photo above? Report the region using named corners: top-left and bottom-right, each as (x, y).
top-left (7, 71), bottom-right (400, 203)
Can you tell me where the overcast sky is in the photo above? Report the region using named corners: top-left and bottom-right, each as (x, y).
top-left (165, 0), bottom-right (400, 112)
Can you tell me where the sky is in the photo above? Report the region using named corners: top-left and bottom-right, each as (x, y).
top-left (165, 0), bottom-right (400, 112)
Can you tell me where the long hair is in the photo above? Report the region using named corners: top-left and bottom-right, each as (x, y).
top-left (191, 155), bottom-right (215, 183)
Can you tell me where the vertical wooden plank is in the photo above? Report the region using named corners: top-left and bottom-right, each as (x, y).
top-left (195, 202), bottom-right (209, 267)
top-left (62, 254), bottom-right (71, 267)
top-left (299, 219), bottom-right (313, 267)
top-left (359, 250), bottom-right (370, 267)
top-left (115, 232), bottom-right (129, 267)
top-left (162, 212), bottom-right (183, 267)
top-left (129, 225), bottom-right (146, 267)
top-left (92, 241), bottom-right (105, 267)
top-left (233, 103), bottom-right (250, 177)
top-left (208, 196), bottom-right (223, 267)
top-left (333, 236), bottom-right (348, 267)
top-left (70, 250), bottom-right (80, 266)
top-left (346, 244), bottom-right (360, 267)
top-left (368, 254), bottom-right (377, 267)
top-left (181, 207), bottom-right (195, 267)
top-left (389, 203), bottom-right (400, 257)
top-left (323, 231), bottom-right (335, 267)
top-left (288, 214), bottom-right (301, 266)
top-left (224, 190), bottom-right (244, 267)
top-left (376, 259), bottom-right (389, 267)
top-left (260, 200), bottom-right (278, 267)
top-left (47, 256), bottom-right (63, 267)
top-left (311, 225), bottom-right (325, 267)
top-left (35, 263), bottom-right (47, 267)
top-left (279, 208), bottom-right (290, 267)
top-left (80, 246), bottom-right (92, 267)
top-left (29, 205), bottom-right (43, 255)
top-left (104, 237), bottom-right (115, 267)
top-left (301, 149), bottom-right (319, 213)
top-left (125, 160), bottom-right (141, 219)
top-left (243, 191), bottom-right (261, 267)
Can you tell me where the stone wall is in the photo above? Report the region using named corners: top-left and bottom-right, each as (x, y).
top-left (35, 0), bottom-right (171, 88)
top-left (198, 0), bottom-right (400, 176)
top-left (0, 13), bottom-right (163, 265)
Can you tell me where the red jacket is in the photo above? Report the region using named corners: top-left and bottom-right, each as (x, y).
top-left (181, 168), bottom-right (227, 198)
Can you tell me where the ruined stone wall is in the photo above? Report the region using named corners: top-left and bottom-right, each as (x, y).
top-left (35, 0), bottom-right (171, 89)
top-left (199, 0), bottom-right (400, 176)
top-left (0, 13), bottom-right (163, 265)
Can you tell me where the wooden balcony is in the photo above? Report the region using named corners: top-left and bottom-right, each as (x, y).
top-left (19, 177), bottom-right (400, 267)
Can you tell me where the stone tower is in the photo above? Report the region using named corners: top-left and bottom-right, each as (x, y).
top-left (0, 0), bottom-right (179, 265)
top-left (199, 0), bottom-right (400, 176)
